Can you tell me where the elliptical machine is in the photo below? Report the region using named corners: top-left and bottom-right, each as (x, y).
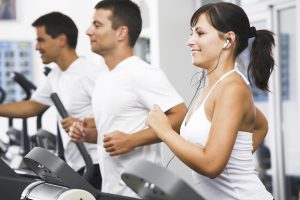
top-left (50, 92), bottom-right (94, 181)
top-left (0, 93), bottom-right (138, 200)
top-left (12, 71), bottom-right (56, 153)
top-left (3, 72), bottom-right (36, 169)
top-left (2, 71), bottom-right (57, 179)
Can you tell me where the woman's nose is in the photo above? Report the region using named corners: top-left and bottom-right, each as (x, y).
top-left (187, 35), bottom-right (195, 48)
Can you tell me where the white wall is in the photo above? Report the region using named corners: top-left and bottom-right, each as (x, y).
top-left (154, 0), bottom-right (196, 187)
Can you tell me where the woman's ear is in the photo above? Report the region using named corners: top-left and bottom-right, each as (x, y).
top-left (223, 31), bottom-right (236, 49)
top-left (227, 31), bottom-right (236, 44)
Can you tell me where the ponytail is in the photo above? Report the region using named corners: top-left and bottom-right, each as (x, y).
top-left (190, 2), bottom-right (275, 91)
top-left (247, 30), bottom-right (275, 91)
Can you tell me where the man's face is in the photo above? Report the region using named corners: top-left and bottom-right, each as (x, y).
top-left (35, 26), bottom-right (61, 64)
top-left (86, 9), bottom-right (118, 56)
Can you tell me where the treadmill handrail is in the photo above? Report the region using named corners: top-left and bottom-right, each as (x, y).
top-left (50, 93), bottom-right (94, 182)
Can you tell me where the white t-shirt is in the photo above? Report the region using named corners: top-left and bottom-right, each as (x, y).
top-left (92, 56), bottom-right (183, 197)
top-left (32, 57), bottom-right (104, 171)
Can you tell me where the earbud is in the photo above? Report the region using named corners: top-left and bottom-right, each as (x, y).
top-left (223, 38), bottom-right (231, 49)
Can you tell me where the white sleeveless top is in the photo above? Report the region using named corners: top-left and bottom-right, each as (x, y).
top-left (180, 68), bottom-right (273, 200)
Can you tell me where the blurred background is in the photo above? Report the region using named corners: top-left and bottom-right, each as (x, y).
top-left (0, 0), bottom-right (299, 199)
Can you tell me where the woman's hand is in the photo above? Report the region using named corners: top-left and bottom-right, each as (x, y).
top-left (146, 104), bottom-right (173, 139)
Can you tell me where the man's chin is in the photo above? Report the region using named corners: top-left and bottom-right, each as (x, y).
top-left (91, 48), bottom-right (101, 55)
top-left (42, 60), bottom-right (51, 64)
top-left (91, 46), bottom-right (97, 52)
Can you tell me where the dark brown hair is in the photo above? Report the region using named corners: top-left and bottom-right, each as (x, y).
top-left (32, 12), bottom-right (78, 49)
top-left (191, 2), bottom-right (275, 91)
top-left (95, 0), bottom-right (142, 47)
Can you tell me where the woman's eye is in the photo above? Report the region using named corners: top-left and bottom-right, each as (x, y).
top-left (189, 30), bottom-right (204, 36)
top-left (189, 27), bottom-right (204, 36)
top-left (196, 31), bottom-right (203, 36)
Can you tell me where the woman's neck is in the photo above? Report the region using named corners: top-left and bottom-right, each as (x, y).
top-left (206, 59), bottom-right (235, 86)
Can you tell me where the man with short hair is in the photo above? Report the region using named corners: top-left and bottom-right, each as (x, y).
top-left (0, 12), bottom-right (102, 189)
top-left (70, 0), bottom-right (187, 197)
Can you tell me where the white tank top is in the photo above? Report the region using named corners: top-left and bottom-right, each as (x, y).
top-left (180, 68), bottom-right (273, 200)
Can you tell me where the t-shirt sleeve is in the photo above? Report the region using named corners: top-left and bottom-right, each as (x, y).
top-left (135, 67), bottom-right (183, 112)
top-left (31, 76), bottom-right (53, 106)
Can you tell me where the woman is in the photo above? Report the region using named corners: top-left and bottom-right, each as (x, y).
top-left (146, 2), bottom-right (274, 200)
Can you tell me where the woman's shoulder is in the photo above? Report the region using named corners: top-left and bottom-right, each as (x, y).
top-left (217, 75), bottom-right (252, 102)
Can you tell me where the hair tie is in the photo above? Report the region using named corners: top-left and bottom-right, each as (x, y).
top-left (249, 26), bottom-right (256, 38)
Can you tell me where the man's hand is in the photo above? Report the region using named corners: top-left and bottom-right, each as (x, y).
top-left (61, 116), bottom-right (78, 133)
top-left (103, 131), bottom-right (133, 156)
top-left (69, 118), bottom-right (98, 143)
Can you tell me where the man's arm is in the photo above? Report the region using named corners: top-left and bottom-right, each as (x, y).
top-left (129, 102), bottom-right (186, 145)
top-left (103, 103), bottom-right (187, 156)
top-left (0, 100), bottom-right (48, 118)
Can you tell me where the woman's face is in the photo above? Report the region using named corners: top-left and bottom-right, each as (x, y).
top-left (187, 14), bottom-right (225, 69)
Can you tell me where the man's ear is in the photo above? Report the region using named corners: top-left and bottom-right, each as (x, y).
top-left (117, 26), bottom-right (129, 41)
top-left (58, 33), bottom-right (68, 47)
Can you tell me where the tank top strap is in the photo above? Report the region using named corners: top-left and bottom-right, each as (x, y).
top-left (202, 69), bottom-right (236, 104)
top-left (234, 66), bottom-right (250, 85)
